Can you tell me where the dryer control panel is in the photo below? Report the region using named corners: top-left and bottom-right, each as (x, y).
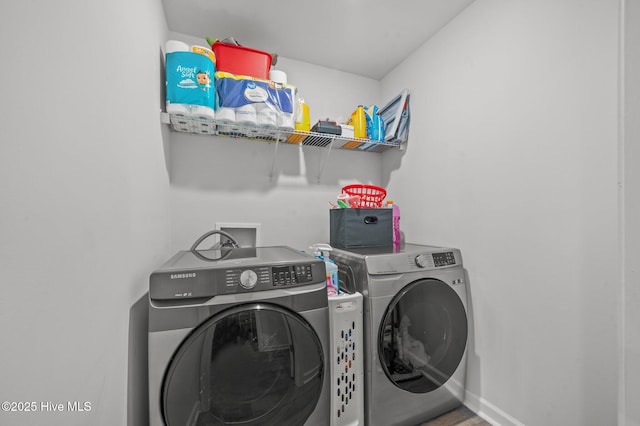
top-left (416, 251), bottom-right (457, 268)
top-left (272, 264), bottom-right (315, 286)
top-left (330, 244), bottom-right (463, 275)
top-left (225, 264), bottom-right (316, 290)
top-left (150, 246), bottom-right (325, 301)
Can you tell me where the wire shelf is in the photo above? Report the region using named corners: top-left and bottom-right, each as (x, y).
top-left (164, 113), bottom-right (403, 153)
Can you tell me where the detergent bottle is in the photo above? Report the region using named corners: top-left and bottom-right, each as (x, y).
top-left (310, 243), bottom-right (339, 296)
top-left (287, 97), bottom-right (310, 143)
top-left (347, 105), bottom-right (367, 139)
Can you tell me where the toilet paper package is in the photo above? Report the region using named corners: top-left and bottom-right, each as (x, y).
top-left (255, 103), bottom-right (278, 127)
top-left (215, 107), bottom-right (236, 123)
top-left (278, 112), bottom-right (295, 130)
top-left (166, 50), bottom-right (216, 116)
top-left (235, 104), bottom-right (257, 126)
top-left (215, 72), bottom-right (295, 128)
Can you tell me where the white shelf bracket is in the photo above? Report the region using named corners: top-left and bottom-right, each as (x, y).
top-left (316, 138), bottom-right (335, 183)
top-left (269, 135), bottom-right (281, 181)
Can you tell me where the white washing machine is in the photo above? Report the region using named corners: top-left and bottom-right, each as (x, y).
top-left (330, 244), bottom-right (469, 426)
top-left (148, 246), bottom-right (331, 426)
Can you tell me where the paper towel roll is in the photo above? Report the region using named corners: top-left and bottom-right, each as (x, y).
top-left (236, 104), bottom-right (257, 126)
top-left (166, 40), bottom-right (189, 53)
top-left (269, 70), bottom-right (287, 84)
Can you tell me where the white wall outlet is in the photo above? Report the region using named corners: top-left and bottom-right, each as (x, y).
top-left (215, 223), bottom-right (261, 248)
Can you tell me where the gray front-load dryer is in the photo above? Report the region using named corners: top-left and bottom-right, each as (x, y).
top-left (330, 244), bottom-right (469, 426)
top-left (148, 246), bottom-right (330, 426)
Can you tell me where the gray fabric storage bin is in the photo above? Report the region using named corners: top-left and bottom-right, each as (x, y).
top-left (330, 208), bottom-right (392, 248)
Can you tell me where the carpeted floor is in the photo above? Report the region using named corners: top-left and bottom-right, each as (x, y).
top-left (418, 405), bottom-right (492, 426)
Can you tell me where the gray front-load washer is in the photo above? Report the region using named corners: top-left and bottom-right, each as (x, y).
top-left (330, 244), bottom-right (469, 426)
top-left (148, 246), bottom-right (330, 426)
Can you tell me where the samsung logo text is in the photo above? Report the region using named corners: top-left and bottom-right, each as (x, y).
top-left (170, 273), bottom-right (196, 280)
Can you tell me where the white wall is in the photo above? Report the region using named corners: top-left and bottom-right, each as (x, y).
top-left (382, 1), bottom-right (620, 425)
top-left (0, 1), bottom-right (169, 425)
top-left (166, 32), bottom-right (385, 253)
top-left (624, 0), bottom-right (640, 424)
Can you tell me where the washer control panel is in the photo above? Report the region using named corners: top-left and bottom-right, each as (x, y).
top-left (330, 244), bottom-right (462, 277)
top-left (224, 263), bottom-right (317, 291)
top-left (226, 267), bottom-right (271, 289)
top-left (239, 270), bottom-right (259, 289)
top-left (150, 246), bottom-right (326, 301)
top-left (414, 251), bottom-right (457, 269)
top-left (415, 254), bottom-right (428, 268)
top-left (432, 251), bottom-right (457, 267)
top-left (271, 264), bottom-right (314, 287)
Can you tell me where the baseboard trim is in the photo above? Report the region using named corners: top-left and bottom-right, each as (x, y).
top-left (464, 390), bottom-right (526, 426)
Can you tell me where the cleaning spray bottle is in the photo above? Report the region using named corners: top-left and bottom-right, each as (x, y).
top-left (309, 243), bottom-right (339, 296)
top-left (386, 200), bottom-right (401, 250)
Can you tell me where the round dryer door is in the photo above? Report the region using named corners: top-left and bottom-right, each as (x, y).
top-left (378, 278), bottom-right (467, 393)
top-left (162, 303), bottom-right (325, 426)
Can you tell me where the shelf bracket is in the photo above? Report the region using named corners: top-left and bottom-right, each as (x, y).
top-left (269, 135), bottom-right (282, 181)
top-left (160, 111), bottom-right (171, 125)
top-left (316, 138), bottom-right (335, 183)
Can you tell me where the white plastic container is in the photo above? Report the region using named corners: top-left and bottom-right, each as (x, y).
top-left (328, 291), bottom-right (364, 426)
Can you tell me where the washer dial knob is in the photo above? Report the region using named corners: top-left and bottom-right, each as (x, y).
top-left (415, 254), bottom-right (428, 268)
top-left (240, 270), bottom-right (258, 289)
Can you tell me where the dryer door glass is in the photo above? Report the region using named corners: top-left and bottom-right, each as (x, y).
top-left (162, 303), bottom-right (324, 426)
top-left (378, 278), bottom-right (467, 393)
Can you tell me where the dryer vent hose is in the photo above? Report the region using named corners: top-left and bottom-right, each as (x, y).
top-left (190, 230), bottom-right (240, 251)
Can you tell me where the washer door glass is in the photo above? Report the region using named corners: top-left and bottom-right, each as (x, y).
top-left (162, 303), bottom-right (324, 426)
top-left (378, 278), bottom-right (467, 393)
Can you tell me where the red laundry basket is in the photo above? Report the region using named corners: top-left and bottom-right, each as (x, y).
top-left (341, 184), bottom-right (387, 208)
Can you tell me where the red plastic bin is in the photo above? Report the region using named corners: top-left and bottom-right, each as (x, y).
top-left (342, 184), bottom-right (387, 208)
top-left (212, 42), bottom-right (272, 79)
